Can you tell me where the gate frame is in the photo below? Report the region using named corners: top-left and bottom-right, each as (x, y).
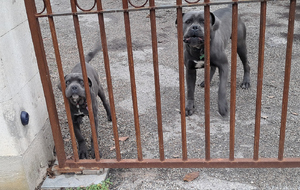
top-left (24, 0), bottom-right (298, 173)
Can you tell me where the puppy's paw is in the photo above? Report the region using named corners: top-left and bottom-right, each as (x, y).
top-left (91, 149), bottom-right (95, 159)
top-left (185, 100), bottom-right (195, 116)
top-left (200, 81), bottom-right (205, 88)
top-left (79, 152), bottom-right (87, 159)
top-left (218, 101), bottom-right (228, 117)
top-left (90, 149), bottom-right (102, 159)
top-left (79, 144), bottom-right (88, 159)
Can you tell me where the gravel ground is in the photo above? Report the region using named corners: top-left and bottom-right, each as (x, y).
top-left (38, 0), bottom-right (300, 189)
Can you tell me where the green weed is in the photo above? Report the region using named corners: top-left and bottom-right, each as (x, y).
top-left (66, 178), bottom-right (112, 190)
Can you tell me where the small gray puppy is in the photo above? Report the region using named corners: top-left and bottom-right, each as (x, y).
top-left (59, 45), bottom-right (111, 159)
top-left (179, 6), bottom-right (250, 117)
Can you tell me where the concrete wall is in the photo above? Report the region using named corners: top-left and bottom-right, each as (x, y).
top-left (0, 1), bottom-right (55, 189)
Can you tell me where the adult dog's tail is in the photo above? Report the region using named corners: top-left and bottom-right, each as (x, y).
top-left (85, 43), bottom-right (102, 63)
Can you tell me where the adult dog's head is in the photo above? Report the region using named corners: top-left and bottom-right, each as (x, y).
top-left (177, 11), bottom-right (221, 48)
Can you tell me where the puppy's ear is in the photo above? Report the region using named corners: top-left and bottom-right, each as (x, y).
top-left (175, 13), bottom-right (185, 25)
top-left (57, 75), bottom-right (67, 91)
top-left (210, 12), bottom-right (221, 31)
top-left (88, 77), bottom-right (92, 87)
top-left (57, 83), bottom-right (62, 91)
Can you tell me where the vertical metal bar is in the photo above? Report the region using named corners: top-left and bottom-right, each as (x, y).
top-left (204, 0), bottom-right (211, 161)
top-left (149, 0), bottom-right (165, 161)
top-left (253, 0), bottom-right (267, 161)
top-left (278, 0), bottom-right (296, 161)
top-left (24, 0), bottom-right (66, 167)
top-left (176, 0), bottom-right (187, 161)
top-left (44, 0), bottom-right (80, 162)
top-left (70, 0), bottom-right (100, 161)
top-left (96, 0), bottom-right (121, 161)
top-left (229, 1), bottom-right (238, 161)
top-left (122, 0), bottom-right (143, 161)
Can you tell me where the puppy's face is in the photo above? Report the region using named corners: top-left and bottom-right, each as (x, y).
top-left (64, 73), bottom-right (91, 106)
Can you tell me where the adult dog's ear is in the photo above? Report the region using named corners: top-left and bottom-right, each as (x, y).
top-left (210, 12), bottom-right (221, 31)
top-left (88, 77), bottom-right (92, 87)
top-left (175, 13), bottom-right (185, 25)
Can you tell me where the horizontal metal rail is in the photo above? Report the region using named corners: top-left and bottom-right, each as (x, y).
top-left (54, 158), bottom-right (300, 172)
top-left (35, 0), bottom-right (283, 18)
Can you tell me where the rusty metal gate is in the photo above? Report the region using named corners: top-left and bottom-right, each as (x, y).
top-left (25, 0), bottom-right (298, 173)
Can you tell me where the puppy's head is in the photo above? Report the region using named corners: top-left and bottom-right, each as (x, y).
top-left (58, 73), bottom-right (92, 106)
top-left (176, 11), bottom-right (220, 48)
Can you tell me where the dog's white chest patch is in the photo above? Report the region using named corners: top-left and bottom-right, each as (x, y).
top-left (194, 60), bottom-right (205, 69)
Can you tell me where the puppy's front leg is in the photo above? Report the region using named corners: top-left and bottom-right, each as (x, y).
top-left (186, 67), bottom-right (196, 116)
top-left (90, 123), bottom-right (98, 159)
top-left (73, 118), bottom-right (88, 159)
top-left (90, 102), bottom-right (99, 159)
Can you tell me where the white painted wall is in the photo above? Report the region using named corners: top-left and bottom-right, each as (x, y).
top-left (0, 1), bottom-right (55, 189)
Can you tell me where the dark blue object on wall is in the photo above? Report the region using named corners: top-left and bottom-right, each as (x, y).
top-left (21, 111), bottom-right (29, 126)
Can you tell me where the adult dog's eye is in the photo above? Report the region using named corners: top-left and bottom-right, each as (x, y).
top-left (185, 20), bottom-right (192, 24)
top-left (79, 80), bottom-right (84, 86)
top-left (66, 81), bottom-right (70, 86)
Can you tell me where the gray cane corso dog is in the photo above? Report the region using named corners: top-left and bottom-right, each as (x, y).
top-left (179, 6), bottom-right (250, 117)
top-left (59, 45), bottom-right (111, 159)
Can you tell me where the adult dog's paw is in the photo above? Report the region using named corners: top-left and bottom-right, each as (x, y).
top-left (240, 81), bottom-right (251, 89)
top-left (218, 100), bottom-right (228, 117)
top-left (107, 114), bottom-right (112, 122)
top-left (185, 100), bottom-right (195, 116)
top-left (241, 76), bottom-right (251, 89)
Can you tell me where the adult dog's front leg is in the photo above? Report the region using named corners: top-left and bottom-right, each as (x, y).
top-left (200, 66), bottom-right (216, 88)
top-left (217, 59), bottom-right (229, 117)
top-left (186, 67), bottom-right (197, 116)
